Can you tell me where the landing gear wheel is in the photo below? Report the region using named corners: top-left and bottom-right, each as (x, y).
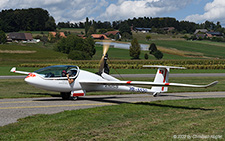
top-left (61, 92), bottom-right (70, 100)
top-left (72, 96), bottom-right (78, 101)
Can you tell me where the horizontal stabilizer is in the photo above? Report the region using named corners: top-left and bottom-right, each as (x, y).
top-left (143, 65), bottom-right (186, 69)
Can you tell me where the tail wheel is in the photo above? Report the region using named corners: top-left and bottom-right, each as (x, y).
top-left (61, 92), bottom-right (70, 100)
top-left (153, 92), bottom-right (160, 97)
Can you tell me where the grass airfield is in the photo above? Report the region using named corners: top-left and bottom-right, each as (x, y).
top-left (0, 98), bottom-right (224, 140)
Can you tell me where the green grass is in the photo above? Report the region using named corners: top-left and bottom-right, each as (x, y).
top-left (194, 40), bottom-right (225, 47)
top-left (94, 44), bottom-right (191, 60)
top-left (2, 39), bottom-right (225, 67)
top-left (0, 43), bottom-right (67, 66)
top-left (0, 76), bottom-right (224, 99)
top-left (144, 40), bottom-right (225, 59)
top-left (0, 42), bottom-right (192, 68)
top-left (0, 79), bottom-right (58, 99)
top-left (0, 98), bottom-right (224, 140)
top-left (132, 32), bottom-right (186, 40)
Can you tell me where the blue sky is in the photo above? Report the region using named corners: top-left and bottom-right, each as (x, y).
top-left (1, 0), bottom-right (225, 26)
top-left (161, 0), bottom-right (212, 20)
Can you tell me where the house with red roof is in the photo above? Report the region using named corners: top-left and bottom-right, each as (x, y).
top-left (49, 32), bottom-right (66, 38)
top-left (104, 30), bottom-right (121, 39)
top-left (91, 34), bottom-right (109, 40)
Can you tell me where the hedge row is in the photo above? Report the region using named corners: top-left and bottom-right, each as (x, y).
top-left (19, 59), bottom-right (225, 69)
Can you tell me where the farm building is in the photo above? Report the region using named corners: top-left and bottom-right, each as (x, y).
top-left (8, 33), bottom-right (33, 42)
top-left (194, 29), bottom-right (208, 35)
top-left (133, 27), bottom-right (152, 33)
top-left (206, 32), bottom-right (224, 38)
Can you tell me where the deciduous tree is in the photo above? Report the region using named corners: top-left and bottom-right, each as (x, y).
top-left (149, 43), bottom-right (157, 54)
top-left (129, 38), bottom-right (141, 59)
top-left (55, 35), bottom-right (95, 60)
top-left (0, 30), bottom-right (6, 44)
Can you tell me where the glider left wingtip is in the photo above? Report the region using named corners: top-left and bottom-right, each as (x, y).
top-left (10, 67), bottom-right (16, 72)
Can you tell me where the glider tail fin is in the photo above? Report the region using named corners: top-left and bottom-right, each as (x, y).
top-left (143, 65), bottom-right (186, 93)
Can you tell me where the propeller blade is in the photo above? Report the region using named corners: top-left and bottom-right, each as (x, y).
top-left (99, 41), bottom-right (110, 73)
top-left (103, 42), bottom-right (109, 56)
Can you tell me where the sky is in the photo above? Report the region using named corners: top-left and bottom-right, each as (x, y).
top-left (1, 0), bottom-right (225, 26)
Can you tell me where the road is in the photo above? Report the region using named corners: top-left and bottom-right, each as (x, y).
top-left (1, 73), bottom-right (225, 79)
top-left (1, 92), bottom-right (225, 126)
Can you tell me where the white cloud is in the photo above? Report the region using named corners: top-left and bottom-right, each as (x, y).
top-left (0, 0), bottom-right (198, 23)
top-left (98, 0), bottom-right (192, 21)
top-left (185, 0), bottom-right (225, 24)
top-left (0, 0), bottom-right (9, 7)
top-left (0, 0), bottom-right (108, 23)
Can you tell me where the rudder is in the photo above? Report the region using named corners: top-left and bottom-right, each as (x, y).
top-left (143, 65), bottom-right (186, 93)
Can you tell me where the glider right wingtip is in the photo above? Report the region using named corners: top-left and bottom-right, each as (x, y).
top-left (206, 81), bottom-right (218, 88)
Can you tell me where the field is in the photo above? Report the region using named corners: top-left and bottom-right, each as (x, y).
top-left (0, 98), bottom-right (224, 140)
top-left (133, 32), bottom-right (225, 59)
top-left (149, 40), bottom-right (225, 59)
top-left (1, 37), bottom-right (225, 66)
top-left (0, 43), bottom-right (67, 66)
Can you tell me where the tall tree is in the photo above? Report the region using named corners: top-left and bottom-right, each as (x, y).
top-left (149, 43), bottom-right (157, 54)
top-left (0, 30), bottom-right (6, 44)
top-left (87, 25), bottom-right (96, 37)
top-left (85, 17), bottom-right (90, 36)
top-left (129, 38), bottom-right (141, 59)
top-left (148, 43), bottom-right (163, 59)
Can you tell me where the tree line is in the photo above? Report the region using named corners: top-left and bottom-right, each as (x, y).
top-left (57, 17), bottom-right (225, 34)
top-left (0, 8), bottom-right (56, 32)
top-left (0, 7), bottom-right (224, 34)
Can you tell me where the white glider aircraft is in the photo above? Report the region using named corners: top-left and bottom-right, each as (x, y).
top-left (10, 44), bottom-right (218, 100)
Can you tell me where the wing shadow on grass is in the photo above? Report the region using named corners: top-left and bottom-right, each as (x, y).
top-left (134, 102), bottom-right (214, 111)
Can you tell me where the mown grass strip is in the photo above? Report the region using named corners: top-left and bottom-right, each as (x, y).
top-left (0, 98), bottom-right (224, 140)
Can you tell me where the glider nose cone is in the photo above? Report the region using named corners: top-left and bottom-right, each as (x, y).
top-left (25, 73), bottom-right (36, 85)
top-left (24, 77), bottom-right (32, 84)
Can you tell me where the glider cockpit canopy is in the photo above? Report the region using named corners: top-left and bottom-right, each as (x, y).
top-left (34, 65), bottom-right (79, 78)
